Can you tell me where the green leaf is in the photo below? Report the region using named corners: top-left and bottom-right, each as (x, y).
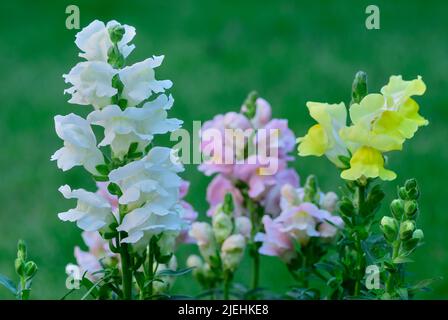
top-left (93, 175), bottom-right (108, 182)
top-left (156, 267), bottom-right (194, 277)
top-left (95, 164), bottom-right (110, 176)
top-left (393, 256), bottom-right (414, 264)
top-left (107, 182), bottom-right (122, 196)
top-left (0, 274), bottom-right (17, 295)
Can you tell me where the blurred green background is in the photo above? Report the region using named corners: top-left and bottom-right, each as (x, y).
top-left (0, 0), bottom-right (447, 299)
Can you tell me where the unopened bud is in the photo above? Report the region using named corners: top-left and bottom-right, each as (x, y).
top-left (212, 212), bottom-right (233, 244)
top-left (390, 199), bottom-right (404, 219)
top-left (380, 216), bottom-right (398, 242)
top-left (222, 193), bottom-right (234, 215)
top-left (108, 25), bottom-right (125, 43)
top-left (24, 261), bottom-right (38, 278)
top-left (404, 200), bottom-right (418, 218)
top-left (186, 255), bottom-right (203, 269)
top-left (303, 175), bottom-right (319, 203)
top-left (407, 187), bottom-right (420, 200)
top-left (15, 258), bottom-right (25, 277)
top-left (322, 192), bottom-right (338, 213)
top-left (351, 71), bottom-right (368, 104)
top-left (235, 216), bottom-right (252, 239)
top-left (412, 229), bottom-right (424, 241)
top-left (17, 240), bottom-right (27, 261)
top-left (398, 187), bottom-right (408, 200)
top-left (405, 179), bottom-right (417, 191)
top-left (399, 220), bottom-right (415, 240)
top-left (220, 234), bottom-right (246, 272)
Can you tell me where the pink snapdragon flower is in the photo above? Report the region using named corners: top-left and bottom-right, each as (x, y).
top-left (73, 231), bottom-right (116, 280)
top-left (254, 215), bottom-right (296, 263)
top-left (206, 174), bottom-right (245, 216)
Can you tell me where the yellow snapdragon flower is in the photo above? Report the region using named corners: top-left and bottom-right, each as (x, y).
top-left (297, 102), bottom-right (350, 167)
top-left (340, 76), bottom-right (427, 152)
top-left (297, 75), bottom-right (427, 182)
top-left (341, 146), bottom-right (396, 181)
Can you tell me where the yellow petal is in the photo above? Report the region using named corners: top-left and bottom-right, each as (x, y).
top-left (340, 123), bottom-right (404, 152)
top-left (341, 146), bottom-right (396, 181)
top-left (399, 98), bottom-right (429, 127)
top-left (297, 124), bottom-right (328, 157)
top-left (349, 94), bottom-right (385, 125)
top-left (381, 75), bottom-right (426, 107)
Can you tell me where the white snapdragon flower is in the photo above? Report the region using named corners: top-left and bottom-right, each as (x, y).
top-left (51, 114), bottom-right (103, 174)
top-left (75, 20), bottom-right (136, 62)
top-left (58, 185), bottom-right (114, 231)
top-left (109, 147), bottom-right (183, 209)
top-left (63, 61), bottom-right (117, 109)
top-left (87, 94), bottom-right (182, 158)
top-left (119, 56), bottom-right (173, 107)
top-left (117, 205), bottom-right (184, 245)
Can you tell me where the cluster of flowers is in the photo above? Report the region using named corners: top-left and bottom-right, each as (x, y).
top-left (52, 20), bottom-right (197, 282)
top-left (256, 178), bottom-right (343, 264)
top-left (199, 94), bottom-right (298, 217)
top-left (298, 74), bottom-right (427, 181)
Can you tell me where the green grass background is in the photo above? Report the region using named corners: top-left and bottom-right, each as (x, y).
top-left (0, 0), bottom-right (447, 299)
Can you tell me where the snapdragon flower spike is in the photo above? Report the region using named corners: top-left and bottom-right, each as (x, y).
top-left (297, 73), bottom-right (427, 182)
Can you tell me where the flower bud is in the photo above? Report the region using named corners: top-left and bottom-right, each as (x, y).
top-left (404, 200), bottom-right (418, 218)
top-left (222, 193), bottom-right (234, 215)
top-left (402, 230), bottom-right (423, 252)
top-left (189, 222), bottom-right (214, 247)
top-left (412, 229), bottom-right (424, 241)
top-left (281, 184), bottom-right (300, 207)
top-left (212, 212), bottom-right (233, 244)
top-left (235, 216), bottom-right (252, 239)
top-left (108, 25), bottom-right (125, 43)
top-left (189, 222), bottom-right (217, 264)
top-left (390, 199), bottom-right (404, 219)
top-left (17, 240), bottom-right (27, 261)
top-left (303, 175), bottom-right (319, 204)
top-left (24, 261), bottom-right (38, 279)
top-left (322, 192), bottom-right (338, 213)
top-left (380, 216), bottom-right (398, 242)
top-left (405, 179), bottom-right (417, 191)
top-left (351, 71), bottom-right (368, 104)
top-left (220, 234), bottom-right (246, 272)
top-left (407, 187), bottom-right (420, 200)
top-left (399, 220), bottom-right (415, 240)
top-left (398, 187), bottom-right (408, 200)
top-left (15, 258), bottom-right (25, 277)
top-left (241, 91), bottom-right (259, 119)
top-left (186, 255), bottom-right (203, 270)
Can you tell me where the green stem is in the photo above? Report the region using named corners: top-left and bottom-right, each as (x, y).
top-left (386, 240), bottom-right (401, 293)
top-left (147, 245), bottom-right (154, 299)
top-left (119, 234), bottom-right (133, 300)
top-left (118, 205), bottom-right (132, 300)
top-left (223, 272), bottom-right (232, 300)
top-left (353, 184), bottom-right (366, 297)
top-left (248, 198), bottom-right (260, 289)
